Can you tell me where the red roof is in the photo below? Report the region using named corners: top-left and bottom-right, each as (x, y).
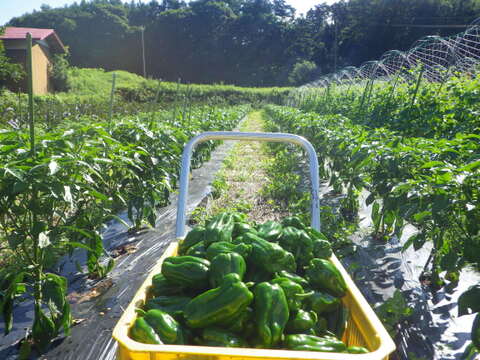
top-left (0, 27), bottom-right (65, 53)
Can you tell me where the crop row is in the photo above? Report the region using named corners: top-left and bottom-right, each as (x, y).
top-left (264, 104), bottom-right (480, 352)
top-left (0, 105), bottom-right (248, 354)
top-left (294, 72), bottom-right (480, 139)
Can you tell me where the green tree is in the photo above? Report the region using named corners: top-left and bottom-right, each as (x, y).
top-left (288, 60), bottom-right (318, 85)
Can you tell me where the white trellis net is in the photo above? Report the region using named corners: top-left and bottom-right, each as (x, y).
top-left (297, 18), bottom-right (480, 92)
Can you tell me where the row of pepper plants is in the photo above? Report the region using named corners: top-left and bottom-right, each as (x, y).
top-left (294, 72), bottom-right (480, 139)
top-left (0, 104), bottom-right (248, 354)
top-left (264, 104), bottom-right (480, 355)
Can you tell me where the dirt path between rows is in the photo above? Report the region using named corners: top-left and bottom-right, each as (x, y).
top-left (194, 110), bottom-right (290, 223)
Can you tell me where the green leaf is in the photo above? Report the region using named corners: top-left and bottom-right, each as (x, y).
top-left (459, 285), bottom-right (480, 316)
top-left (42, 274), bottom-right (67, 313)
top-left (419, 161), bottom-right (444, 169)
top-left (458, 160), bottom-right (480, 173)
top-left (413, 211), bottom-right (431, 222)
top-left (6, 233), bottom-right (24, 250)
top-left (402, 233), bottom-right (416, 252)
top-left (413, 233), bottom-right (426, 251)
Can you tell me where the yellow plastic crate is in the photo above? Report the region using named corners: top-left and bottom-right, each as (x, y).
top-left (112, 241), bottom-right (396, 360)
top-left (113, 131), bottom-right (395, 359)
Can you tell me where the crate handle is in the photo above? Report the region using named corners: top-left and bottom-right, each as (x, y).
top-left (175, 131), bottom-right (320, 238)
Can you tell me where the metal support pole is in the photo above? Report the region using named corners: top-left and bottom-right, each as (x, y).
top-left (141, 27), bottom-right (146, 77)
top-left (175, 131), bottom-right (321, 238)
top-left (26, 32), bottom-right (35, 157)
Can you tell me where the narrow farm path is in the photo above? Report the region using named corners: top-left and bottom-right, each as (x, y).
top-left (194, 110), bottom-right (289, 223)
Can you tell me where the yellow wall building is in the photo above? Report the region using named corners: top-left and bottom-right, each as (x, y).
top-left (0, 27), bottom-right (66, 95)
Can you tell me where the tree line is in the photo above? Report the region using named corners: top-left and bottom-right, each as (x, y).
top-left (7, 0), bottom-right (480, 86)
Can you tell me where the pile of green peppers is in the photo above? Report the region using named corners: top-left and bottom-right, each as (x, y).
top-left (129, 212), bottom-right (368, 354)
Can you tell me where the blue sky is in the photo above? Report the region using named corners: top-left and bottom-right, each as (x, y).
top-left (0, 0), bottom-right (338, 26)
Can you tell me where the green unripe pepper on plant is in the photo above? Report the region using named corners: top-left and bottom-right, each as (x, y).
top-left (256, 220), bottom-right (283, 242)
top-left (305, 258), bottom-right (346, 297)
top-left (283, 334), bottom-right (347, 352)
top-left (271, 277), bottom-right (313, 311)
top-left (201, 327), bottom-right (248, 347)
top-left (205, 241), bottom-right (251, 261)
top-left (286, 309), bottom-right (317, 334)
top-left (205, 212), bottom-right (235, 246)
top-left (178, 226), bottom-right (205, 255)
top-left (151, 274), bottom-right (184, 296)
top-left (129, 317), bottom-right (162, 344)
top-left (253, 282), bottom-right (289, 348)
top-left (161, 256), bottom-right (210, 289)
top-left (209, 252), bottom-right (246, 287)
top-left (140, 309), bottom-right (184, 344)
top-left (307, 291), bottom-right (340, 314)
top-left (184, 273), bottom-right (253, 328)
top-left (144, 296), bottom-right (191, 318)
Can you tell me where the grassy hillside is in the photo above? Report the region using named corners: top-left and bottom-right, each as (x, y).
top-left (66, 68), bottom-right (291, 105)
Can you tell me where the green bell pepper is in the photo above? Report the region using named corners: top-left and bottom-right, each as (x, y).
top-left (271, 277), bottom-right (312, 311)
top-left (286, 309), bottom-right (317, 334)
top-left (205, 212), bottom-right (235, 246)
top-left (161, 256), bottom-right (210, 289)
top-left (205, 241), bottom-right (251, 261)
top-left (305, 258), bottom-right (347, 297)
top-left (141, 309), bottom-right (184, 344)
top-left (256, 220), bottom-right (283, 242)
top-left (326, 304), bottom-right (348, 339)
top-left (225, 307), bottom-right (254, 335)
top-left (253, 282), bottom-right (289, 348)
top-left (184, 273), bottom-right (253, 328)
top-left (178, 226), bottom-right (205, 255)
top-left (348, 346), bottom-right (369, 354)
top-left (185, 241), bottom-right (207, 258)
top-left (201, 327), bottom-right (248, 347)
top-left (312, 239), bottom-right (333, 259)
top-left (307, 291), bottom-right (340, 314)
top-left (283, 334), bottom-right (347, 352)
top-left (236, 232), bottom-right (296, 273)
top-left (276, 270), bottom-right (310, 289)
top-left (209, 252), bottom-right (246, 287)
top-left (129, 317), bottom-right (162, 344)
top-left (233, 222), bottom-right (257, 238)
top-left (151, 273), bottom-right (183, 296)
top-left (305, 227), bottom-right (328, 241)
top-left (281, 216), bottom-right (305, 230)
top-left (144, 296), bottom-right (191, 318)
top-left (278, 227), bottom-right (313, 267)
